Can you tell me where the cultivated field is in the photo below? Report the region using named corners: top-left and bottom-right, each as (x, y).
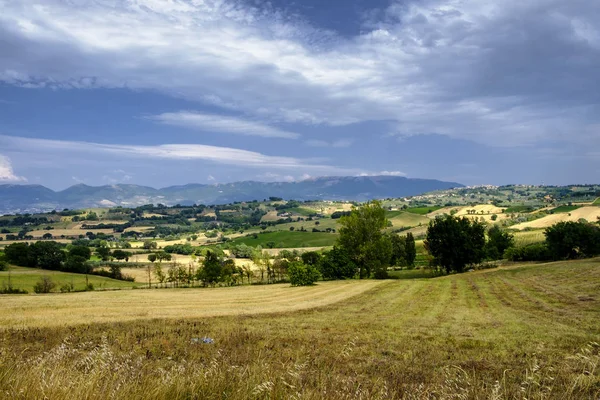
top-left (0, 266), bottom-right (142, 292)
top-left (1, 260), bottom-right (599, 399)
top-left (512, 206), bottom-right (600, 230)
top-left (0, 280), bottom-right (384, 329)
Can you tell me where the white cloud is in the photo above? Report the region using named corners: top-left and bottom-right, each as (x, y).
top-left (0, 134), bottom-right (356, 174)
top-left (148, 112), bottom-right (300, 139)
top-left (207, 175), bottom-right (216, 182)
top-left (0, 155), bottom-right (26, 182)
top-left (359, 171), bottom-right (406, 177)
top-left (0, 0), bottom-right (598, 147)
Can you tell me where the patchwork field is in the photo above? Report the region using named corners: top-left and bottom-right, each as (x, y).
top-left (0, 260), bottom-right (598, 399)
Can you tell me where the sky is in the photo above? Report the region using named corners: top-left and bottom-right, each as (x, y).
top-left (0, 0), bottom-right (599, 190)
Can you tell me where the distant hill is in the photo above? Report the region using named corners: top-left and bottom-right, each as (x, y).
top-left (0, 176), bottom-right (463, 214)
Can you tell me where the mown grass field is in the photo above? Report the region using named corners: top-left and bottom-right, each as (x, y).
top-left (593, 197), bottom-right (600, 206)
top-left (0, 259), bottom-right (598, 399)
top-left (0, 266), bottom-right (142, 292)
top-left (228, 231), bottom-right (338, 248)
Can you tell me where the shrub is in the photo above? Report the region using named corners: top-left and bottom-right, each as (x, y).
top-left (288, 261), bottom-right (320, 286)
top-left (504, 243), bottom-right (552, 262)
top-left (33, 276), bottom-right (56, 294)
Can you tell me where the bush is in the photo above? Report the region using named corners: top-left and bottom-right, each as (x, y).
top-left (504, 243), bottom-right (552, 262)
top-left (33, 276), bottom-right (56, 294)
top-left (288, 261), bottom-right (320, 286)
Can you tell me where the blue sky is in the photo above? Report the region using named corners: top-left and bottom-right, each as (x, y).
top-left (0, 0), bottom-right (599, 190)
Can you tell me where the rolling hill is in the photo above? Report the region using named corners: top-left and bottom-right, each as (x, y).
top-left (0, 176), bottom-right (462, 214)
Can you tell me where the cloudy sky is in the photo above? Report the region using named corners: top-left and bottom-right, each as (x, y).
top-left (0, 0), bottom-right (599, 190)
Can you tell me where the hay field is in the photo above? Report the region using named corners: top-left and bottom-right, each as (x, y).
top-left (387, 212), bottom-right (430, 228)
top-left (0, 280), bottom-right (384, 329)
top-left (512, 206), bottom-right (600, 230)
top-left (1, 260), bottom-right (599, 399)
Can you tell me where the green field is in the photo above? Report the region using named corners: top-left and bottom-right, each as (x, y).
top-left (0, 266), bottom-right (142, 292)
top-left (1, 259), bottom-right (598, 398)
top-left (228, 231), bottom-right (338, 248)
top-left (387, 212), bottom-right (431, 229)
top-left (551, 205), bottom-right (582, 213)
top-left (405, 206), bottom-right (443, 215)
top-left (593, 197), bottom-right (600, 206)
top-left (505, 205), bottom-right (536, 213)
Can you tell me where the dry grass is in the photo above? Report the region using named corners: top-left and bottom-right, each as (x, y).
top-left (513, 206), bottom-right (600, 230)
top-left (0, 280), bottom-right (384, 329)
top-left (0, 259), bottom-right (599, 399)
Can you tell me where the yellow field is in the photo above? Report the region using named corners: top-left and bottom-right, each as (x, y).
top-left (0, 280), bottom-right (384, 329)
top-left (260, 211), bottom-right (281, 222)
top-left (512, 206), bottom-right (600, 230)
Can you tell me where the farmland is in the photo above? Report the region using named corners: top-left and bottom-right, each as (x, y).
top-left (1, 259), bottom-right (599, 398)
top-left (0, 266), bottom-right (142, 292)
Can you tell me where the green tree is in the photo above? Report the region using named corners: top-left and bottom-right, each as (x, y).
top-left (544, 221), bottom-right (600, 260)
top-left (69, 245), bottom-right (92, 260)
top-left (485, 226), bottom-right (514, 260)
top-left (30, 241), bottom-right (65, 270)
top-left (112, 249), bottom-right (129, 262)
top-left (405, 232), bottom-right (416, 268)
top-left (200, 250), bottom-right (222, 286)
top-left (95, 245), bottom-right (111, 261)
top-left (147, 253), bottom-right (157, 263)
top-left (301, 251), bottom-right (322, 267)
top-left (424, 215), bottom-right (486, 273)
top-left (319, 246), bottom-right (357, 280)
top-left (143, 240), bottom-right (158, 250)
top-left (337, 201), bottom-right (392, 278)
top-left (153, 264), bottom-right (166, 287)
top-left (288, 261), bottom-right (320, 286)
top-left (33, 276), bottom-right (56, 293)
top-left (388, 234), bottom-right (407, 266)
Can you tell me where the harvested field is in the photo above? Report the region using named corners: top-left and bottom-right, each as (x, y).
top-left (512, 206), bottom-right (600, 230)
top-left (0, 280), bottom-right (384, 329)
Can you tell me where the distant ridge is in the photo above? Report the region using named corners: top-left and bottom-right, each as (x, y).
top-left (0, 176), bottom-right (463, 214)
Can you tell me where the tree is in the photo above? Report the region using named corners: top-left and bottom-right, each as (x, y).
top-left (30, 241), bottom-right (65, 270)
top-left (69, 245), bottom-right (92, 260)
top-left (288, 261), bottom-right (320, 286)
top-left (112, 249), bottom-right (129, 262)
top-left (200, 250), bottom-right (222, 286)
top-left (319, 246), bottom-right (357, 280)
top-left (405, 232), bottom-right (417, 268)
top-left (388, 234), bottom-right (407, 266)
top-left (4, 243), bottom-right (33, 267)
top-left (301, 251), bottom-right (322, 267)
top-left (424, 215), bottom-right (486, 273)
top-left (143, 240), bottom-right (158, 250)
top-left (153, 264), bottom-right (166, 287)
top-left (485, 226), bottom-right (514, 260)
top-left (147, 253), bottom-right (157, 263)
top-left (96, 245), bottom-right (111, 262)
top-left (337, 201), bottom-right (392, 278)
top-left (544, 221), bottom-right (600, 260)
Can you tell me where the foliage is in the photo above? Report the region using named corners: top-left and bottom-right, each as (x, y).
top-left (33, 276), bottom-right (56, 293)
top-left (485, 226), bottom-right (514, 260)
top-left (199, 250), bottom-right (222, 286)
top-left (544, 221), bottom-right (600, 259)
top-left (424, 215), bottom-right (486, 273)
top-left (319, 246), bottom-right (357, 280)
top-left (388, 233), bottom-right (407, 267)
top-left (288, 261), bottom-right (320, 286)
top-left (337, 201), bottom-right (392, 278)
top-left (504, 243), bottom-right (552, 262)
top-left (301, 251), bottom-right (322, 266)
top-left (405, 232), bottom-right (417, 268)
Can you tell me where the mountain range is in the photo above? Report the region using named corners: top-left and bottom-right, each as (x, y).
top-left (0, 176), bottom-right (463, 214)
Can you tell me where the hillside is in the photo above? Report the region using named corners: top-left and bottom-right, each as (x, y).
top-left (0, 176), bottom-right (463, 214)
